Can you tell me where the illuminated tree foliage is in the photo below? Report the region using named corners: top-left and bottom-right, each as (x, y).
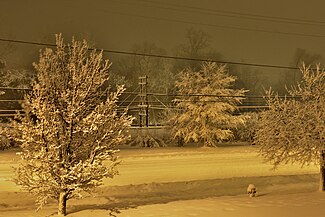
top-left (171, 62), bottom-right (246, 147)
top-left (12, 35), bottom-right (133, 215)
top-left (255, 65), bottom-right (325, 191)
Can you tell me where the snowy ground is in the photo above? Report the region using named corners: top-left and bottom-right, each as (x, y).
top-left (0, 145), bottom-right (324, 216)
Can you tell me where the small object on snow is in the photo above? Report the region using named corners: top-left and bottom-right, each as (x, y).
top-left (247, 184), bottom-right (257, 197)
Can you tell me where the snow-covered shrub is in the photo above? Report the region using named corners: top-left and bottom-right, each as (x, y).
top-left (234, 112), bottom-right (259, 144)
top-left (130, 134), bottom-right (166, 147)
top-left (129, 128), bottom-right (167, 147)
top-left (0, 123), bottom-right (19, 150)
top-left (0, 59), bottom-right (33, 88)
top-left (0, 134), bottom-right (11, 150)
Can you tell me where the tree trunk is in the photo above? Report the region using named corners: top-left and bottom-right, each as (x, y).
top-left (320, 151), bottom-right (325, 192)
top-left (58, 191), bottom-right (68, 216)
top-left (177, 137), bottom-right (184, 147)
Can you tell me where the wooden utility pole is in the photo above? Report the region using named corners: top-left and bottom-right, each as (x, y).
top-left (138, 76), bottom-right (149, 127)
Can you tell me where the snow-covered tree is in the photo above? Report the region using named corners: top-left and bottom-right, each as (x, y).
top-left (0, 67), bottom-right (33, 88)
top-left (170, 62), bottom-right (247, 147)
top-left (11, 34), bottom-right (133, 215)
top-left (1, 60), bottom-right (29, 88)
top-left (255, 65), bottom-right (325, 191)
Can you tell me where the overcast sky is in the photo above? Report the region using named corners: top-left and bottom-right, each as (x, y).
top-left (1, 0), bottom-right (325, 68)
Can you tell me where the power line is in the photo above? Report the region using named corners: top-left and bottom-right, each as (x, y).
top-left (110, 0), bottom-right (325, 27)
top-left (134, 0), bottom-right (325, 26)
top-left (107, 49), bottom-right (299, 70)
top-left (0, 39), bottom-right (55, 48)
top-left (105, 10), bottom-right (325, 39)
top-left (0, 37), bottom-right (300, 70)
top-left (0, 90), bottom-right (300, 100)
top-left (0, 86), bottom-right (31, 91)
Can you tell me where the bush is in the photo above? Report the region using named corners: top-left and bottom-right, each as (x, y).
top-left (0, 134), bottom-right (11, 150)
top-left (0, 123), bottom-right (20, 150)
top-left (234, 112), bottom-right (259, 144)
top-left (129, 128), bottom-right (167, 147)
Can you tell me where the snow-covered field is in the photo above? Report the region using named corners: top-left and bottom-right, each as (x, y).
top-left (0, 145), bottom-right (324, 216)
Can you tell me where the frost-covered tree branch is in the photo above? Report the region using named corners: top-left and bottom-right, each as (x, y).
top-left (10, 34), bottom-right (133, 215)
top-left (255, 64), bottom-right (325, 191)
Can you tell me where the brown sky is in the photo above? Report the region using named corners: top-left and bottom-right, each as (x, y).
top-left (0, 0), bottom-right (325, 68)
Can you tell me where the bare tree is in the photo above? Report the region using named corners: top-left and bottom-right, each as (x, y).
top-left (112, 41), bottom-right (174, 92)
top-left (11, 34), bottom-right (133, 215)
top-left (0, 41), bottom-right (15, 60)
top-left (0, 36), bottom-right (33, 89)
top-left (255, 64), bottom-right (325, 191)
top-left (281, 48), bottom-right (322, 93)
top-left (292, 48), bottom-right (322, 68)
top-left (178, 27), bottom-right (210, 58)
top-left (232, 66), bottom-right (268, 96)
top-left (173, 27), bottom-right (223, 72)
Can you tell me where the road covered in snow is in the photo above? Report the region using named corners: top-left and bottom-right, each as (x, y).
top-left (0, 145), bottom-right (320, 190)
top-left (1, 145), bottom-right (318, 189)
top-left (0, 145), bottom-right (323, 217)
top-left (106, 145), bottom-right (318, 186)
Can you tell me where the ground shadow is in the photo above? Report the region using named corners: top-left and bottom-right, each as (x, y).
top-left (68, 174), bottom-right (318, 215)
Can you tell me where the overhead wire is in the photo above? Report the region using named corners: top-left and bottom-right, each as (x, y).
top-left (118, 86), bottom-right (140, 106)
top-left (136, 0), bottom-right (325, 25)
top-left (0, 37), bottom-right (301, 70)
top-left (111, 0), bottom-right (325, 27)
top-left (101, 10), bottom-right (325, 39)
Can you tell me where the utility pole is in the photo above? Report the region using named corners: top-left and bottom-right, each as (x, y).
top-left (138, 76), bottom-right (149, 127)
